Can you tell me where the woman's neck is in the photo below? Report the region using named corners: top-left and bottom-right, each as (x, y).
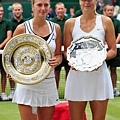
top-left (32, 16), bottom-right (46, 26)
top-left (81, 12), bottom-right (97, 21)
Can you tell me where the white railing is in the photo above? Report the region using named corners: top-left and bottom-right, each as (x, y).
top-left (0, 50), bottom-right (3, 54)
top-left (105, 44), bottom-right (120, 49)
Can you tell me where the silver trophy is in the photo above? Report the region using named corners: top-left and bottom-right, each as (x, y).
top-left (67, 36), bottom-right (107, 71)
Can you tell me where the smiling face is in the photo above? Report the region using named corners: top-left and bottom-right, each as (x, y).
top-left (32, 0), bottom-right (50, 18)
top-left (12, 3), bottom-right (23, 19)
top-left (103, 5), bottom-right (114, 18)
top-left (55, 3), bottom-right (65, 18)
top-left (79, 0), bottom-right (97, 13)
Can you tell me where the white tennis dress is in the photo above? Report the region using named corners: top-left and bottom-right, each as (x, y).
top-left (65, 15), bottom-right (114, 101)
top-left (12, 19), bottom-right (59, 114)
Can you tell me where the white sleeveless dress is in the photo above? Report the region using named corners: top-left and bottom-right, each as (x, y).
top-left (65, 15), bottom-right (114, 101)
top-left (12, 19), bottom-right (59, 114)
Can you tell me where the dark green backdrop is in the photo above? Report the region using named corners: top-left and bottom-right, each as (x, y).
top-left (1, 1), bottom-right (80, 19)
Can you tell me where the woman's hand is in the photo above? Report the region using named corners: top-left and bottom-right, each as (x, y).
top-left (7, 74), bottom-right (13, 81)
top-left (48, 57), bottom-right (61, 68)
top-left (68, 62), bottom-right (77, 71)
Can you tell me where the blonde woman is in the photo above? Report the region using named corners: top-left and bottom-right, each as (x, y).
top-left (64, 0), bottom-right (117, 120)
top-left (12, 0), bottom-right (62, 120)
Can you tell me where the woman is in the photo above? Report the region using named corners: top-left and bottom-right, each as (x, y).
top-left (12, 0), bottom-right (62, 120)
top-left (64, 0), bottom-right (117, 120)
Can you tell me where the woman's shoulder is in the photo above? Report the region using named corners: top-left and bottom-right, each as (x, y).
top-left (65, 18), bottom-right (76, 25)
top-left (98, 15), bottom-right (114, 31)
top-left (100, 14), bottom-right (112, 24)
top-left (16, 23), bottom-right (25, 31)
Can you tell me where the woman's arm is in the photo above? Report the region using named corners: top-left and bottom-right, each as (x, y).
top-left (102, 15), bottom-right (117, 60)
top-left (49, 23), bottom-right (62, 67)
top-left (64, 18), bottom-right (75, 60)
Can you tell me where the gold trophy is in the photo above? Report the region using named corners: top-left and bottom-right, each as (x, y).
top-left (2, 34), bottom-right (53, 85)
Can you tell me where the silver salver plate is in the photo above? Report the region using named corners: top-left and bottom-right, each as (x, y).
top-left (2, 33), bottom-right (53, 85)
top-left (67, 36), bottom-right (107, 71)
